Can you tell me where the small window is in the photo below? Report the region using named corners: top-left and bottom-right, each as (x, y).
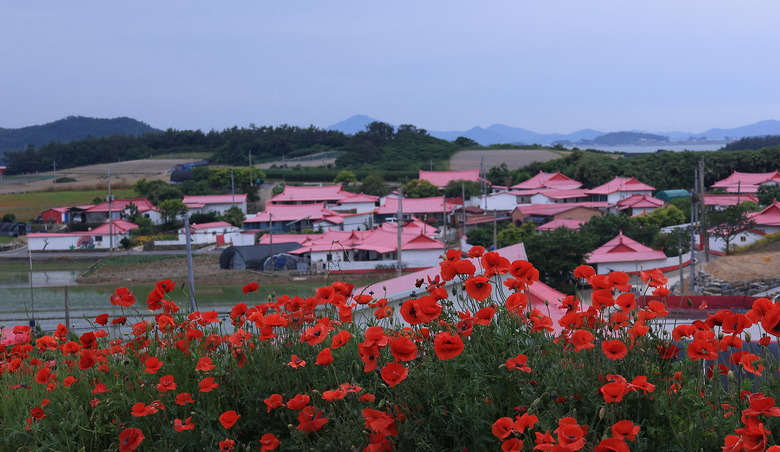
top-left (94, 236), bottom-right (103, 242)
top-left (740, 236), bottom-right (746, 242)
top-left (327, 253), bottom-right (332, 262)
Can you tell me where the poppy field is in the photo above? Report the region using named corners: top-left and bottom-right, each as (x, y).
top-left (0, 247), bottom-right (778, 451)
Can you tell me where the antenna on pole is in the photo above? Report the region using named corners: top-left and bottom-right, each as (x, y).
top-left (397, 187), bottom-right (403, 277)
top-left (184, 214), bottom-right (197, 312)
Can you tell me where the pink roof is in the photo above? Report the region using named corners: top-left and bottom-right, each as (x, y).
top-left (190, 221), bottom-right (234, 230)
top-left (616, 194), bottom-right (665, 210)
top-left (244, 203), bottom-right (330, 223)
top-left (703, 194), bottom-right (759, 207)
top-left (379, 218), bottom-right (439, 235)
top-left (749, 200), bottom-right (780, 226)
top-left (258, 233), bottom-right (323, 245)
top-left (183, 194), bottom-right (247, 206)
top-left (288, 227), bottom-right (444, 255)
top-left (587, 177), bottom-right (655, 195)
top-left (375, 197), bottom-right (459, 215)
top-left (28, 220), bottom-right (138, 237)
top-left (586, 231), bottom-right (666, 264)
top-left (514, 202), bottom-right (609, 217)
top-left (711, 171), bottom-right (780, 193)
top-left (419, 169), bottom-right (481, 189)
top-left (269, 185), bottom-right (351, 203)
top-left (537, 219), bottom-right (585, 231)
top-left (87, 198), bottom-right (156, 213)
top-left (511, 171), bottom-right (582, 190)
top-left (339, 193), bottom-right (379, 204)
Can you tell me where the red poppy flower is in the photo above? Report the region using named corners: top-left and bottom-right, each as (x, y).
top-left (156, 375), bottom-right (177, 393)
top-left (110, 287), bottom-right (136, 307)
top-left (389, 336), bottom-right (417, 362)
top-left (260, 433), bottom-right (280, 451)
top-left (686, 339), bottom-right (717, 361)
top-left (571, 329), bottom-right (595, 351)
top-left (242, 282), bottom-right (259, 293)
top-left (314, 347), bottom-right (333, 365)
top-left (195, 356), bottom-right (216, 372)
top-left (630, 375), bottom-right (656, 394)
top-left (554, 417), bottom-right (586, 449)
top-left (601, 340), bottom-right (628, 360)
top-left (611, 420), bottom-right (640, 441)
top-left (743, 392), bottom-right (780, 418)
top-left (600, 381), bottom-right (629, 403)
top-left (505, 292), bottom-right (528, 315)
top-left (144, 357), bottom-right (163, 374)
top-left (501, 438), bottom-right (524, 452)
top-left (92, 383), bottom-right (108, 394)
top-left (219, 439), bottom-right (235, 451)
top-left (380, 362), bottom-right (409, 387)
top-left (514, 412), bottom-right (538, 433)
top-left (573, 264), bottom-right (595, 280)
top-left (264, 394), bottom-right (284, 412)
top-left (173, 416), bottom-right (194, 432)
top-left (433, 331), bottom-right (464, 360)
top-left (118, 428), bottom-right (144, 452)
top-left (362, 408), bottom-right (399, 437)
top-left (465, 276), bottom-right (492, 301)
top-left (510, 259), bottom-right (539, 282)
top-left (287, 394), bottom-right (311, 410)
top-left (595, 437), bottom-right (630, 452)
top-left (94, 313), bottom-right (109, 326)
top-left (482, 251), bottom-right (510, 277)
top-left (131, 402), bottom-right (155, 417)
top-left (297, 406), bottom-right (329, 433)
top-left (505, 354), bottom-right (531, 372)
top-left (198, 376), bottom-right (219, 392)
top-left (219, 410), bottom-right (241, 429)
top-left (492, 417), bottom-right (514, 439)
top-left (287, 355), bottom-right (306, 368)
top-left (331, 330), bottom-right (351, 349)
top-left (175, 392), bottom-right (194, 405)
top-left (63, 376), bottom-right (78, 387)
top-left (761, 305), bottom-right (780, 337)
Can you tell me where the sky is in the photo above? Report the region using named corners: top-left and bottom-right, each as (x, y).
top-left (2, 1), bottom-right (779, 134)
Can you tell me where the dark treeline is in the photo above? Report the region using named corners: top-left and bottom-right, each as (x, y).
top-left (4, 121), bottom-right (463, 176)
top-left (501, 146), bottom-right (780, 191)
top-left (722, 135), bottom-right (780, 151)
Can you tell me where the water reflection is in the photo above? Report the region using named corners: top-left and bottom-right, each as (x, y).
top-left (0, 271), bottom-right (81, 288)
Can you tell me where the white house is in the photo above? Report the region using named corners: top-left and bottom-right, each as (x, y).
top-left (616, 194), bottom-right (665, 217)
top-left (710, 170), bottom-right (780, 194)
top-left (587, 177), bottom-right (655, 204)
top-left (28, 220), bottom-right (138, 251)
top-left (585, 231), bottom-right (669, 274)
top-left (183, 194), bottom-right (248, 215)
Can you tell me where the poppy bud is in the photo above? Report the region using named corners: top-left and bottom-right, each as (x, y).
top-left (378, 399), bottom-right (386, 408)
top-left (499, 364), bottom-right (506, 369)
top-left (717, 332), bottom-right (724, 340)
top-left (686, 298), bottom-right (693, 307)
top-left (287, 424), bottom-right (294, 429)
top-left (544, 299), bottom-right (549, 306)
top-left (744, 331), bottom-right (751, 343)
top-left (598, 406), bottom-right (605, 420)
top-left (727, 370), bottom-right (735, 381)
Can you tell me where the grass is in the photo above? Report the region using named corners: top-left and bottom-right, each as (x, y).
top-left (732, 231), bottom-right (780, 254)
top-left (150, 151), bottom-right (213, 160)
top-left (0, 236), bottom-right (14, 244)
top-left (0, 189), bottom-right (136, 221)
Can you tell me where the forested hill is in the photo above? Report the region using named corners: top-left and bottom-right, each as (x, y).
top-left (3, 121), bottom-right (462, 177)
top-left (0, 116), bottom-right (161, 155)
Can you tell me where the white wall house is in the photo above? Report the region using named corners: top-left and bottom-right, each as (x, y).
top-left (183, 195), bottom-right (248, 215)
top-left (28, 220), bottom-right (138, 251)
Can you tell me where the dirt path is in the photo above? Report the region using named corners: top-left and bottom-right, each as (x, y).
top-left (704, 242), bottom-right (780, 281)
top-left (449, 149), bottom-right (561, 171)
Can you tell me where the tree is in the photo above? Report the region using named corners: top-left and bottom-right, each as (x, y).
top-left (359, 175), bottom-right (388, 197)
top-left (402, 179), bottom-right (440, 199)
top-left (757, 184), bottom-right (780, 206)
top-left (220, 206), bottom-right (246, 228)
top-left (497, 222), bottom-right (536, 248)
top-left (453, 136), bottom-right (479, 148)
top-left (703, 204), bottom-right (758, 254)
top-left (524, 227), bottom-right (596, 292)
top-left (2, 213), bottom-right (16, 223)
top-left (333, 170), bottom-right (357, 185)
top-left (631, 205), bottom-right (686, 228)
top-left (157, 199), bottom-right (188, 224)
top-left (132, 179), bottom-right (183, 205)
top-left (486, 163), bottom-right (512, 186)
top-left (443, 180), bottom-right (482, 199)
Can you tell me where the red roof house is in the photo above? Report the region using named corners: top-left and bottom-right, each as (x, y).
top-left (749, 199), bottom-right (780, 234)
top-left (587, 177), bottom-right (655, 204)
top-left (710, 171), bottom-right (780, 194)
top-left (585, 231), bottom-right (668, 274)
top-left (268, 185), bottom-right (352, 205)
top-left (703, 194), bottom-right (759, 210)
top-left (616, 194), bottom-right (665, 216)
top-left (536, 218), bottom-right (585, 231)
top-left (510, 171), bottom-right (582, 190)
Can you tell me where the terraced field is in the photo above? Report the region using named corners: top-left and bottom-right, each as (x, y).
top-left (449, 149), bottom-right (562, 171)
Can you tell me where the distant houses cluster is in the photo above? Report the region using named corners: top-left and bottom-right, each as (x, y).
top-left (24, 168), bottom-right (780, 276)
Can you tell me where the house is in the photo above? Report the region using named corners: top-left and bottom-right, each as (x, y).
top-left (243, 203), bottom-right (332, 233)
top-left (536, 218), bottom-right (585, 232)
top-left (710, 170), bottom-right (780, 194)
top-left (374, 196), bottom-right (459, 225)
top-left (585, 231), bottom-right (668, 274)
top-left (268, 184), bottom-right (353, 206)
top-left (40, 207), bottom-right (71, 224)
top-left (334, 193), bottom-right (379, 214)
top-left (27, 220), bottom-right (138, 251)
top-left (469, 188), bottom-right (592, 211)
top-left (81, 198), bottom-right (162, 225)
top-left (616, 194), bottom-right (665, 217)
top-left (312, 211), bottom-right (375, 232)
top-left (418, 169), bottom-right (481, 189)
top-left (703, 194), bottom-right (759, 211)
top-left (153, 221), bottom-right (241, 247)
top-left (587, 177), bottom-right (655, 204)
top-left (510, 171), bottom-right (582, 190)
top-left (749, 199), bottom-right (780, 235)
top-left (262, 228), bottom-right (446, 273)
top-left (351, 243), bottom-right (567, 328)
top-left (183, 194), bottom-right (248, 215)
top-left (512, 202), bottom-right (607, 226)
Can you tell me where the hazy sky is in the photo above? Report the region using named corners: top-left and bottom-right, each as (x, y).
top-left (2, 1), bottom-right (779, 134)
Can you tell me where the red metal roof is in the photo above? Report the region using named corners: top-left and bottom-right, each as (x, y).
top-left (537, 219), bottom-right (584, 231)
top-left (510, 171), bottom-right (582, 190)
top-left (244, 203), bottom-right (330, 223)
top-left (587, 177), bottom-right (655, 195)
top-left (749, 200), bottom-right (780, 226)
top-left (703, 194), bottom-right (759, 207)
top-left (586, 231), bottom-right (666, 264)
top-left (190, 221), bottom-right (234, 230)
top-left (86, 198), bottom-right (156, 213)
top-left (183, 194), bottom-right (247, 205)
top-left (514, 202), bottom-right (609, 217)
top-left (616, 194), bottom-right (665, 209)
top-left (269, 185), bottom-right (352, 203)
top-left (711, 171), bottom-right (780, 193)
top-left (374, 197), bottom-right (459, 215)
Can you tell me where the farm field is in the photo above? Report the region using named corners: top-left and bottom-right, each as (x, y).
top-left (0, 158), bottom-right (199, 195)
top-left (0, 189), bottom-right (136, 221)
top-left (449, 148), bottom-right (562, 171)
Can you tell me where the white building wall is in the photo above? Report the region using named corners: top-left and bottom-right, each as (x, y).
top-left (607, 190), bottom-right (653, 205)
top-left (201, 201), bottom-right (248, 215)
top-left (29, 234), bottom-right (130, 251)
top-left (338, 202), bottom-right (377, 214)
top-left (594, 258), bottom-right (668, 274)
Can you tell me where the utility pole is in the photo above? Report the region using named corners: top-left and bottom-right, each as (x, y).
top-left (678, 229), bottom-right (685, 295)
top-left (698, 158), bottom-right (709, 263)
top-left (231, 169), bottom-right (235, 204)
top-left (107, 169), bottom-right (114, 256)
top-left (248, 151), bottom-right (253, 187)
top-left (269, 213), bottom-right (274, 271)
top-left (689, 181), bottom-right (697, 294)
top-left (397, 187), bottom-right (403, 277)
top-left (492, 210), bottom-right (497, 250)
top-left (184, 215), bottom-right (197, 312)
top-left (442, 195), bottom-right (448, 251)
top-left (461, 182), bottom-right (466, 247)
top-left (28, 246), bottom-right (35, 328)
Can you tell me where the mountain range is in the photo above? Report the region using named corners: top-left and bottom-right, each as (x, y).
top-left (327, 115), bottom-right (780, 146)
